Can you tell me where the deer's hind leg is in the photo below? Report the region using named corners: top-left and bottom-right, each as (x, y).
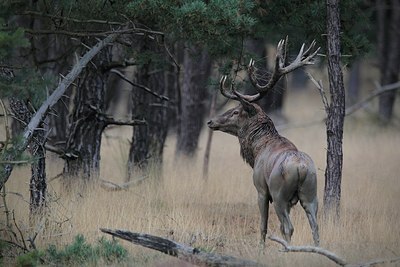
top-left (273, 199), bottom-right (294, 243)
top-left (299, 171), bottom-right (319, 246)
top-left (268, 164), bottom-right (297, 243)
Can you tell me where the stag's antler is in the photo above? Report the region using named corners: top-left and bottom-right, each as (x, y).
top-left (219, 39), bottom-right (319, 103)
top-left (242, 39), bottom-right (320, 102)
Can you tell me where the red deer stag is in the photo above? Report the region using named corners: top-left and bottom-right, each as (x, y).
top-left (207, 39), bottom-right (320, 246)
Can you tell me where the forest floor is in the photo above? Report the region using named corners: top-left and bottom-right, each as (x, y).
top-left (2, 74), bottom-right (400, 266)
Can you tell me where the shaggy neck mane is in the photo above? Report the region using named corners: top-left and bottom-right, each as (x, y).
top-left (237, 113), bottom-right (295, 168)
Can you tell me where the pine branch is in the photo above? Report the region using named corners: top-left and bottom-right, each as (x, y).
top-left (21, 11), bottom-right (125, 26)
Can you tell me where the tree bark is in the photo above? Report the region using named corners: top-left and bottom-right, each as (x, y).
top-left (324, 0), bottom-right (346, 216)
top-left (0, 33), bottom-right (119, 191)
top-left (127, 41), bottom-right (170, 180)
top-left (63, 53), bottom-right (110, 181)
top-left (8, 97), bottom-right (47, 214)
top-left (377, 0), bottom-right (400, 122)
top-left (176, 46), bottom-right (212, 157)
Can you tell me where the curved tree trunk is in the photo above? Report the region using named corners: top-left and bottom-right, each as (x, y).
top-left (175, 46), bottom-right (211, 157)
top-left (324, 0), bottom-right (346, 216)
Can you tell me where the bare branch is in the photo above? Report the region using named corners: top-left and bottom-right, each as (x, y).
top-left (268, 235), bottom-right (347, 266)
top-left (269, 235), bottom-right (400, 267)
top-left (306, 72), bottom-right (329, 112)
top-left (104, 117), bottom-right (147, 127)
top-left (345, 81), bottom-right (400, 116)
top-left (87, 103), bottom-right (147, 126)
top-left (111, 69), bottom-right (169, 101)
top-left (44, 144), bottom-right (64, 156)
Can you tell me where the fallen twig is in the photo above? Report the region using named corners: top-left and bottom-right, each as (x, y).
top-left (269, 235), bottom-right (400, 267)
top-left (99, 176), bottom-right (148, 191)
top-left (268, 235), bottom-right (346, 266)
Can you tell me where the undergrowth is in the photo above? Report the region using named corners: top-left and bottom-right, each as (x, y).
top-left (13, 234), bottom-right (128, 267)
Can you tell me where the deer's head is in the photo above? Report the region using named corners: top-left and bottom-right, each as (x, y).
top-left (207, 39), bottom-right (319, 136)
top-left (207, 101), bottom-right (259, 136)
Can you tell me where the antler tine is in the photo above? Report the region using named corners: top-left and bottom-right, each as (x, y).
top-left (220, 39), bottom-right (319, 104)
top-left (242, 39), bottom-right (320, 103)
top-left (219, 75), bottom-right (239, 100)
top-left (302, 40), bottom-right (317, 57)
top-left (281, 40), bottom-right (320, 74)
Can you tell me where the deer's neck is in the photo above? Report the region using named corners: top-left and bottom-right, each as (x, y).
top-left (237, 116), bottom-right (280, 168)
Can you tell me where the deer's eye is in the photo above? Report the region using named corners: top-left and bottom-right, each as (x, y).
top-left (232, 110), bottom-right (239, 116)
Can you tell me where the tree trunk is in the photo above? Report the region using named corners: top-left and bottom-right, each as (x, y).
top-left (377, 0), bottom-right (400, 122)
top-left (127, 42), bottom-right (170, 180)
top-left (324, 0), bottom-right (346, 216)
top-left (63, 51), bottom-right (110, 181)
top-left (8, 97), bottom-right (47, 214)
top-left (29, 129), bottom-right (46, 215)
top-left (0, 34), bottom-right (118, 191)
top-left (175, 46), bottom-right (212, 157)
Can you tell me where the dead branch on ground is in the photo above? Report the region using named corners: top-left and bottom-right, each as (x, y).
top-left (99, 176), bottom-right (148, 191)
top-left (268, 235), bottom-right (346, 266)
top-left (100, 228), bottom-right (263, 266)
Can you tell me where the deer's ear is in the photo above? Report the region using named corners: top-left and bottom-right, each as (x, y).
top-left (239, 98), bottom-right (257, 117)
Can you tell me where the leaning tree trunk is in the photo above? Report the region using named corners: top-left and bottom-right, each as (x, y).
top-left (377, 0), bottom-right (400, 122)
top-left (0, 34), bottom-right (119, 191)
top-left (63, 51), bottom-right (111, 181)
top-left (127, 42), bottom-right (170, 180)
top-left (175, 46), bottom-right (212, 157)
top-left (324, 0), bottom-right (346, 216)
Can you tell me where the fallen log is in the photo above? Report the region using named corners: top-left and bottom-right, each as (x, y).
top-left (100, 228), bottom-right (263, 267)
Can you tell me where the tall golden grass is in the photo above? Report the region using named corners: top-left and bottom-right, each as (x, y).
top-left (3, 74), bottom-right (400, 266)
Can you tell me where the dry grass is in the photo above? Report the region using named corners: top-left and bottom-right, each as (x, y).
top-left (2, 72), bottom-right (400, 266)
